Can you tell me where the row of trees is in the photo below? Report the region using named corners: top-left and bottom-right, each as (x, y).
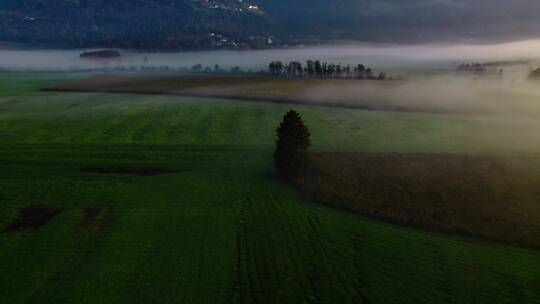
top-left (123, 61), bottom-right (388, 79)
top-left (269, 60), bottom-right (387, 80)
top-left (189, 61), bottom-right (388, 79)
top-left (78, 61), bottom-right (386, 79)
top-left (456, 62), bottom-right (505, 77)
top-left (456, 63), bottom-right (487, 73)
top-left (190, 64), bottom-right (243, 74)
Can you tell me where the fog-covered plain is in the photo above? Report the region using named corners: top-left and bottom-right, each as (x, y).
top-left (2, 39), bottom-right (540, 72)
top-left (5, 39), bottom-right (540, 120)
top-left (298, 76), bottom-right (540, 116)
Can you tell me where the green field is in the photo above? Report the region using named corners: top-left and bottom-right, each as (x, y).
top-left (1, 73), bottom-right (539, 303)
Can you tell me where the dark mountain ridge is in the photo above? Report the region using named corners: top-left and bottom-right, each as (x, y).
top-left (2, 0), bottom-right (540, 50)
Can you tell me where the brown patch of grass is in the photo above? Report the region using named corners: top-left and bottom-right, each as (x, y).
top-left (299, 152), bottom-right (540, 248)
top-left (2, 207), bottom-right (63, 233)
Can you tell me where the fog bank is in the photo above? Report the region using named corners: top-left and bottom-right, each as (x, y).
top-left (301, 76), bottom-right (540, 117)
top-left (2, 39), bottom-right (540, 72)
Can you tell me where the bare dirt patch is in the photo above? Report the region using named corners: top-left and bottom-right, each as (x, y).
top-left (2, 207), bottom-right (63, 233)
top-left (299, 152), bottom-right (540, 248)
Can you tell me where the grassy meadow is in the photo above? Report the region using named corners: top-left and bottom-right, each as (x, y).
top-left (0, 73), bottom-right (539, 303)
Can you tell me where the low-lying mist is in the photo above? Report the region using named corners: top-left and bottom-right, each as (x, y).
top-left (301, 76), bottom-right (540, 117)
top-left (2, 39), bottom-right (540, 72)
top-left (51, 71), bottom-right (540, 119)
top-left (7, 39), bottom-right (540, 123)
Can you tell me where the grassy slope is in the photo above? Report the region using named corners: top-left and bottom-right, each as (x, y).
top-left (0, 74), bottom-right (539, 303)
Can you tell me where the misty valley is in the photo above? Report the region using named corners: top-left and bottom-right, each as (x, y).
top-left (1, 22), bottom-right (540, 304)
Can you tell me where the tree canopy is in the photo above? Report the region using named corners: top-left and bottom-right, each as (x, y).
top-left (274, 110), bottom-right (311, 178)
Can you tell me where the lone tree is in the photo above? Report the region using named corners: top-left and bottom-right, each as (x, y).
top-left (274, 110), bottom-right (311, 178)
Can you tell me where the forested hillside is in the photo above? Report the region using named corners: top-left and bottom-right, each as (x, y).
top-left (2, 0), bottom-right (540, 49)
top-left (0, 0), bottom-right (278, 49)
top-left (258, 0), bottom-right (540, 41)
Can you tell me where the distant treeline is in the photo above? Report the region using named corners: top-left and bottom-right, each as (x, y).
top-left (456, 62), bottom-right (504, 77)
top-left (269, 61), bottom-right (387, 80)
top-left (457, 63), bottom-right (487, 73)
top-left (1, 60), bottom-right (391, 80)
top-left (0, 64), bottom-right (251, 74)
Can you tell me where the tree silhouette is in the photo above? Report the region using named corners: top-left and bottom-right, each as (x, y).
top-left (366, 68), bottom-right (374, 79)
top-left (287, 61), bottom-right (303, 77)
top-left (314, 61), bottom-right (323, 77)
top-left (266, 60), bottom-right (384, 80)
top-left (191, 64), bottom-right (203, 73)
top-left (269, 61), bottom-right (283, 76)
top-left (356, 64), bottom-right (366, 79)
top-left (274, 110), bottom-right (311, 178)
top-left (528, 68), bottom-right (540, 80)
top-left (306, 60), bottom-right (315, 77)
top-left (230, 66), bottom-right (242, 74)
